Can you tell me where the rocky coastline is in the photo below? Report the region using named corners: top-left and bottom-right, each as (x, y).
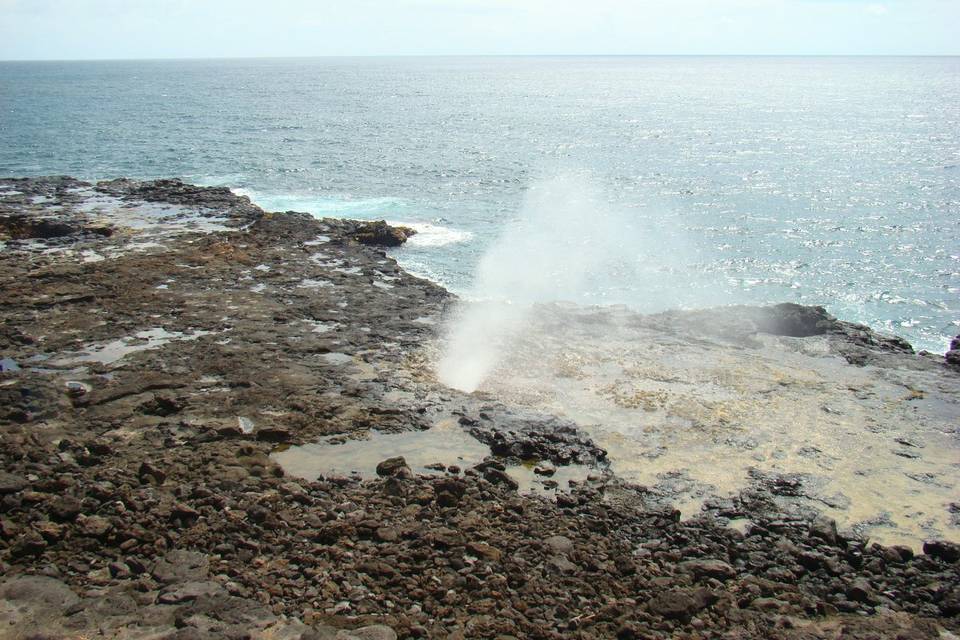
top-left (0, 177), bottom-right (958, 639)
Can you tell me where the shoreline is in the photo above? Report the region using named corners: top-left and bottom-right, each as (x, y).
top-left (0, 176), bottom-right (958, 639)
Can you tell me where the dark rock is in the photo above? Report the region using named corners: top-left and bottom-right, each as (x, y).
top-left (647, 588), bottom-right (717, 620)
top-left (940, 588), bottom-right (960, 616)
top-left (11, 530), bottom-right (47, 557)
top-left (85, 439), bottom-right (113, 456)
top-left (352, 220), bottom-right (416, 247)
top-left (847, 577), bottom-right (876, 603)
top-left (434, 478), bottom-right (466, 508)
top-left (923, 539), bottom-right (960, 562)
top-left (546, 555), bottom-right (577, 574)
top-left (48, 496), bottom-right (82, 521)
top-left (255, 426), bottom-right (293, 443)
top-left (375, 527), bottom-right (398, 543)
top-left (750, 597), bottom-right (789, 612)
top-left (170, 503), bottom-right (200, 525)
top-left (138, 461), bottom-right (167, 485)
top-left (753, 303), bottom-right (837, 337)
top-left (138, 395), bottom-right (183, 417)
top-left (466, 542), bottom-right (502, 562)
top-left (544, 535), bottom-right (574, 554)
top-left (483, 467), bottom-right (519, 490)
top-left (533, 463), bottom-right (556, 477)
top-left (809, 514), bottom-right (838, 544)
top-left (108, 561), bottom-right (132, 579)
top-left (77, 515), bottom-right (113, 538)
top-left (467, 409), bottom-right (607, 466)
top-left (0, 215), bottom-right (78, 239)
top-left (0, 472), bottom-right (27, 494)
top-left (678, 558), bottom-right (736, 581)
top-left (375, 456), bottom-right (411, 478)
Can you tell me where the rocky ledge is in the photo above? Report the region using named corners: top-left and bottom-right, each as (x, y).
top-left (0, 177), bottom-right (957, 639)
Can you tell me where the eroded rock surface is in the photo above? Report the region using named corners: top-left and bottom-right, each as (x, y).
top-left (0, 177), bottom-right (957, 639)
top-left (466, 299), bottom-right (960, 548)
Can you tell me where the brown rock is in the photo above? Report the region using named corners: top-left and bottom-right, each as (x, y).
top-left (923, 539), bottom-right (960, 562)
top-left (678, 558), bottom-right (736, 581)
top-left (376, 457), bottom-right (410, 478)
top-left (648, 588), bottom-right (718, 620)
top-left (466, 542), bottom-right (502, 563)
top-left (48, 496), bottom-right (82, 522)
top-left (352, 221), bottom-right (416, 247)
top-left (0, 472), bottom-right (27, 495)
top-left (77, 515), bottom-right (113, 538)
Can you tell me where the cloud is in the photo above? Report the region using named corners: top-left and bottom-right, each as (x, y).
top-left (866, 3), bottom-right (890, 14)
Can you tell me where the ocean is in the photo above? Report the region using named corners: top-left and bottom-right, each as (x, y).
top-left (1, 56), bottom-right (957, 353)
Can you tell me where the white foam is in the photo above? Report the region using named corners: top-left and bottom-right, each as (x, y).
top-left (236, 188), bottom-right (407, 217)
top-left (395, 220), bottom-right (473, 248)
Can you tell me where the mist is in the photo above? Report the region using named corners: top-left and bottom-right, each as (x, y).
top-left (437, 171), bottom-right (667, 392)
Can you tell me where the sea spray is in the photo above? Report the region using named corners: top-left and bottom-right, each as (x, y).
top-left (437, 171), bottom-right (641, 392)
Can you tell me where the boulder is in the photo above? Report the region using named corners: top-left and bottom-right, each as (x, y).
top-left (678, 558), bottom-right (736, 581)
top-left (375, 456), bottom-right (411, 478)
top-left (0, 472), bottom-right (27, 495)
top-left (808, 515), bottom-right (838, 544)
top-left (544, 535), bottom-right (574, 554)
top-left (647, 587), bottom-right (718, 620)
top-left (352, 221), bottom-right (416, 247)
top-left (923, 539), bottom-right (960, 562)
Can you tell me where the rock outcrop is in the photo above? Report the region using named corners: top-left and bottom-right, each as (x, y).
top-left (0, 177), bottom-right (957, 639)
top-left (352, 219), bottom-right (417, 246)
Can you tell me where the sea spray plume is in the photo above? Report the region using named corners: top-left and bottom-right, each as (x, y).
top-left (437, 172), bottom-right (633, 392)
top-left (436, 300), bottom-right (527, 393)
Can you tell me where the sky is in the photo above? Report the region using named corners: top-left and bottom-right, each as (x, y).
top-left (0, 0), bottom-right (958, 60)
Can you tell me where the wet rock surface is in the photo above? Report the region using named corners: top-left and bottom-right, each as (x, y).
top-left (471, 298), bottom-right (960, 548)
top-left (0, 177), bottom-right (957, 639)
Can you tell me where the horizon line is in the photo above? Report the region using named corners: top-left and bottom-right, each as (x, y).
top-left (2, 53), bottom-right (959, 63)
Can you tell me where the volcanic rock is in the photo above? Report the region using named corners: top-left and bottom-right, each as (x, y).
top-left (352, 220), bottom-right (416, 247)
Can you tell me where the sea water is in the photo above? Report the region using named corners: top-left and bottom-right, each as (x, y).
top-left (1, 56), bottom-right (957, 352)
